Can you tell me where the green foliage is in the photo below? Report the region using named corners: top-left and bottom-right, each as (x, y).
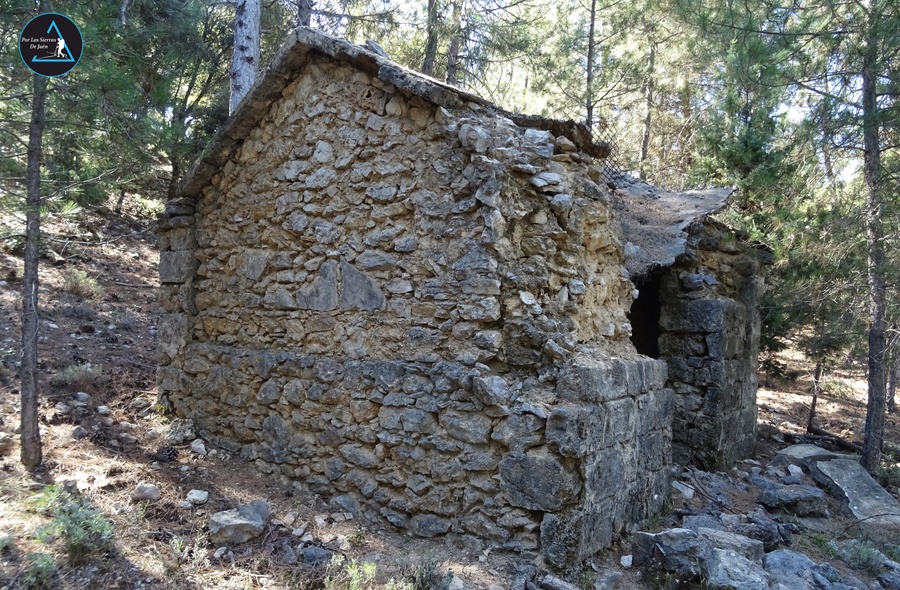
top-left (409, 554), bottom-right (452, 590)
top-left (49, 362), bottom-right (107, 392)
top-left (839, 540), bottom-right (885, 577)
top-left (61, 268), bottom-right (104, 300)
top-left (385, 579), bottom-right (415, 590)
top-left (877, 464), bottom-right (900, 490)
top-left (167, 532), bottom-right (208, 569)
top-left (132, 194), bottom-right (165, 217)
top-left (33, 486), bottom-right (114, 565)
top-left (56, 198), bottom-right (82, 217)
top-left (325, 556), bottom-right (379, 590)
top-left (21, 552), bottom-right (56, 590)
top-left (882, 543), bottom-right (900, 563)
top-left (0, 0), bottom-right (232, 209)
top-left (0, 532), bottom-right (13, 553)
top-left (819, 379), bottom-right (855, 399)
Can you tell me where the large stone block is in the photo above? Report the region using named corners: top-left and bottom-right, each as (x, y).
top-left (637, 388), bottom-right (675, 434)
top-left (409, 514), bottom-right (450, 537)
top-left (238, 250), bottom-right (271, 281)
top-left (499, 450), bottom-right (581, 511)
top-left (167, 227), bottom-right (197, 251)
top-left (491, 413), bottom-right (544, 450)
top-left (540, 512), bottom-right (581, 570)
top-left (659, 298), bottom-right (726, 333)
top-left (602, 398), bottom-right (636, 446)
top-left (158, 314), bottom-right (191, 360)
top-left (297, 260), bottom-right (339, 311)
top-left (159, 251), bottom-right (198, 283)
top-left (340, 259), bottom-right (385, 311)
top-left (440, 411), bottom-right (493, 444)
top-left (584, 447), bottom-right (624, 498)
top-left (546, 406), bottom-right (589, 458)
top-left (556, 356), bottom-right (624, 402)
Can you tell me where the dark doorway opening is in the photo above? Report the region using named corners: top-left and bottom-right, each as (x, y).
top-left (629, 269), bottom-right (664, 358)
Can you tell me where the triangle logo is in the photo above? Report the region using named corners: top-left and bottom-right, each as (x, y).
top-left (19, 12), bottom-right (83, 77)
top-left (32, 20), bottom-right (75, 63)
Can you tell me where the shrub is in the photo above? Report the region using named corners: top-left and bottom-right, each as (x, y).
top-left (21, 552), bottom-right (55, 589)
top-left (840, 539), bottom-right (885, 576)
top-left (61, 302), bottom-right (98, 320)
top-left (34, 486), bottom-right (114, 565)
top-left (820, 379), bottom-right (854, 398)
top-left (408, 554), bottom-right (452, 590)
top-left (325, 556), bottom-right (378, 590)
top-left (49, 362), bottom-right (107, 392)
top-left (877, 464), bottom-right (900, 491)
top-left (61, 268), bottom-right (103, 300)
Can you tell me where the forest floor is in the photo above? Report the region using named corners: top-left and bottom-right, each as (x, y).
top-left (0, 201), bottom-right (898, 590)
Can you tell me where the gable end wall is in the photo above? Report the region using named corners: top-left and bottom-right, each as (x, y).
top-left (159, 55), bottom-right (675, 568)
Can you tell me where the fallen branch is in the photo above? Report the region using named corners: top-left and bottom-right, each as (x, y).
top-left (786, 429), bottom-right (862, 453)
top-left (112, 281), bottom-right (156, 289)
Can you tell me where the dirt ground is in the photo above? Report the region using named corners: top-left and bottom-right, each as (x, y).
top-left (0, 201), bottom-right (898, 589)
top-left (755, 349), bottom-right (900, 468)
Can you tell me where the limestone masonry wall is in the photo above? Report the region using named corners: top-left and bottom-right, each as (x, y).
top-left (657, 220), bottom-right (770, 470)
top-left (158, 53), bottom-right (673, 568)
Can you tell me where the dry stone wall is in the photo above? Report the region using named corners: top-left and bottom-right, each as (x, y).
top-left (158, 53), bottom-right (673, 568)
top-left (656, 220), bottom-right (771, 470)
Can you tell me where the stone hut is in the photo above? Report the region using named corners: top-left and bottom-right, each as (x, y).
top-left (157, 28), bottom-right (766, 567)
top-left (614, 177), bottom-right (772, 471)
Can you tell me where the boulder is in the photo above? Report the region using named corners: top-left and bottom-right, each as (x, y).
top-left (632, 528), bottom-right (708, 579)
top-left (879, 571), bottom-right (900, 590)
top-left (812, 457), bottom-right (900, 544)
top-left (186, 490), bottom-right (209, 505)
top-left (751, 475), bottom-right (827, 516)
top-left (0, 432), bottom-right (13, 455)
top-left (763, 549), bottom-right (815, 589)
top-left (302, 545), bottom-right (332, 565)
top-left (702, 548), bottom-right (768, 590)
top-left (771, 444), bottom-right (842, 468)
top-left (696, 528), bottom-right (764, 564)
top-left (539, 575), bottom-right (579, 590)
top-left (130, 483), bottom-right (160, 502)
top-left (208, 499), bottom-right (271, 544)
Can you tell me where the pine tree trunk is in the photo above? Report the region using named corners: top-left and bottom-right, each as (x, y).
top-left (860, 0), bottom-right (886, 475)
top-left (807, 360), bottom-right (822, 433)
top-left (21, 74), bottom-right (48, 471)
top-left (229, 0), bottom-right (260, 114)
top-left (297, 0), bottom-right (312, 27)
top-left (168, 157), bottom-right (181, 201)
top-left (115, 187), bottom-right (126, 215)
top-left (888, 360), bottom-right (897, 414)
top-left (585, 0), bottom-right (597, 132)
top-left (422, 0), bottom-right (439, 76)
top-left (639, 44), bottom-right (656, 180)
top-left (445, 0), bottom-right (465, 86)
top-left (679, 85), bottom-right (694, 179)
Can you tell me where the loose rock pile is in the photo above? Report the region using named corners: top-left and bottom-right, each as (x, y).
top-left (628, 444), bottom-right (900, 590)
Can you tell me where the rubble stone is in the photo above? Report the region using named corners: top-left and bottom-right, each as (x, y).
top-left (208, 500), bottom-right (271, 545)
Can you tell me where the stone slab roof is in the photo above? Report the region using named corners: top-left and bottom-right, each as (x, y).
top-left (178, 27), bottom-right (609, 199)
top-left (608, 172), bottom-right (734, 276)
